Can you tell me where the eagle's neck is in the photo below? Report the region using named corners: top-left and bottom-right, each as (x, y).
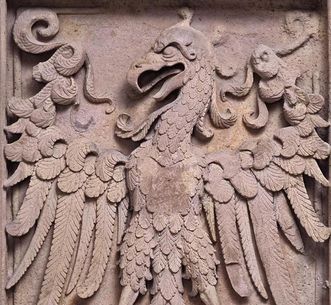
top-left (152, 55), bottom-right (214, 165)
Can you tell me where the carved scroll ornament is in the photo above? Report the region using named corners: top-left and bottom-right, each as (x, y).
top-left (4, 7), bottom-right (330, 305)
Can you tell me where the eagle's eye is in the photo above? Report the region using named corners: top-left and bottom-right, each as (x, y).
top-left (163, 46), bottom-right (177, 58)
top-left (261, 51), bottom-right (269, 62)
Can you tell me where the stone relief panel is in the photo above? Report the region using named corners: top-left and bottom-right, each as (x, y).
top-left (3, 3), bottom-right (331, 305)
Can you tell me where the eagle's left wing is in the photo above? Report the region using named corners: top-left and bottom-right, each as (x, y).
top-left (202, 89), bottom-right (330, 305)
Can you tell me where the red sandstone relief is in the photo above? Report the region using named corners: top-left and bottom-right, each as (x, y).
top-left (4, 7), bottom-right (330, 305)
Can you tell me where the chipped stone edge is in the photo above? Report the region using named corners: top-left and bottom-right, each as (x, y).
top-left (0, 2), bottom-right (330, 305)
top-left (328, 1), bottom-right (331, 304)
top-left (0, 1), bottom-right (7, 305)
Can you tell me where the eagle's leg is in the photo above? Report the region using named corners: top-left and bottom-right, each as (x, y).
top-left (182, 212), bottom-right (221, 305)
top-left (200, 285), bottom-right (222, 305)
top-left (119, 210), bottom-right (155, 304)
top-left (118, 285), bottom-right (139, 305)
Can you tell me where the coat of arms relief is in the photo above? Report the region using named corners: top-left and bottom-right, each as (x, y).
top-left (4, 6), bottom-right (330, 305)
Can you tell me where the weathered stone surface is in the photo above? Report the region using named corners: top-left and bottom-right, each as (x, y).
top-left (1, 2), bottom-right (331, 305)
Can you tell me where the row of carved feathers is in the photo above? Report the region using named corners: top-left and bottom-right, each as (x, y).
top-left (5, 116), bottom-right (129, 305)
top-left (116, 54), bottom-right (216, 166)
top-left (202, 92), bottom-right (330, 305)
top-left (120, 204), bottom-right (219, 305)
top-left (4, 44), bottom-right (331, 305)
top-left (4, 110), bottom-right (331, 305)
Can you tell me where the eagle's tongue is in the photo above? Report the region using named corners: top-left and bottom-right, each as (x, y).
top-left (153, 72), bottom-right (184, 101)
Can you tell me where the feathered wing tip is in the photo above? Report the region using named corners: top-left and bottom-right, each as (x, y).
top-left (37, 188), bottom-right (86, 305)
top-left (274, 191), bottom-right (304, 253)
top-left (4, 161), bottom-right (34, 188)
top-left (66, 200), bottom-right (96, 295)
top-left (76, 193), bottom-right (116, 298)
top-left (285, 177), bottom-right (331, 242)
top-left (6, 181), bottom-right (58, 289)
top-left (6, 175), bottom-right (53, 237)
top-left (202, 193), bottom-right (216, 242)
top-left (215, 196), bottom-right (253, 298)
top-left (248, 185), bottom-right (300, 305)
top-left (235, 197), bottom-right (268, 299)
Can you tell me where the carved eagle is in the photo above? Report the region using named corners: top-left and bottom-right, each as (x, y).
top-left (5, 7), bottom-right (330, 305)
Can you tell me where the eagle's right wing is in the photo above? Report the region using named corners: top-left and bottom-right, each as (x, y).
top-left (5, 8), bottom-right (130, 305)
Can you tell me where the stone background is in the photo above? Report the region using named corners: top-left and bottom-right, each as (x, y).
top-left (2, 1), bottom-right (330, 305)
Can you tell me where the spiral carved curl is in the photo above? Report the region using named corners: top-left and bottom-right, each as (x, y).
top-left (11, 8), bottom-right (113, 134)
